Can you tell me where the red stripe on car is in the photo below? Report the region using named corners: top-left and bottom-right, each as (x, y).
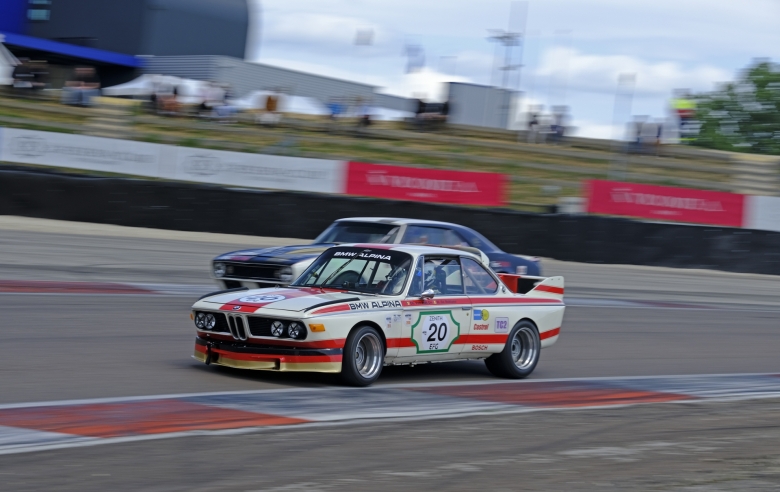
top-left (540, 327), bottom-right (561, 340)
top-left (534, 285), bottom-right (565, 295)
top-left (310, 304), bottom-right (351, 315)
top-left (455, 334), bottom-right (509, 345)
top-left (387, 338), bottom-right (416, 348)
top-left (197, 334), bottom-right (346, 349)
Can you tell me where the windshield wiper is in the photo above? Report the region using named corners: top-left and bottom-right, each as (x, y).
top-left (320, 259), bottom-right (355, 287)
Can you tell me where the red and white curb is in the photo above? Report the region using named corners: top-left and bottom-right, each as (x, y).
top-left (1, 373), bottom-right (780, 456)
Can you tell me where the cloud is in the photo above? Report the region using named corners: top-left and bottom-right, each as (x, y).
top-left (534, 47), bottom-right (732, 97)
top-left (260, 12), bottom-right (398, 58)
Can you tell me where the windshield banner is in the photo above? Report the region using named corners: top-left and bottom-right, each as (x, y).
top-left (345, 161), bottom-right (507, 206)
top-left (585, 179), bottom-right (746, 227)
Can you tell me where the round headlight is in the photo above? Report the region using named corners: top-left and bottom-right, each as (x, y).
top-left (271, 320), bottom-right (285, 337)
top-left (288, 321), bottom-right (305, 339)
top-left (279, 267), bottom-right (294, 282)
top-left (213, 262), bottom-right (226, 278)
top-left (194, 312), bottom-right (206, 329)
top-left (205, 313), bottom-right (216, 330)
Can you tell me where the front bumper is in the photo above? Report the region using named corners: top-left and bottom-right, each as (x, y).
top-left (193, 337), bottom-right (342, 373)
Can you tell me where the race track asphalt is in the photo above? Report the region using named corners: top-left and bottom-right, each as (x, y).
top-left (1, 216), bottom-right (780, 490)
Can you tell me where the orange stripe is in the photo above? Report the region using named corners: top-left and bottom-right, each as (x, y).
top-left (535, 285), bottom-right (564, 295)
top-left (540, 327), bottom-right (561, 340)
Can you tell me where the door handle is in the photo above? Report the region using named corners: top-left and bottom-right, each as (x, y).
top-left (462, 306), bottom-right (472, 311)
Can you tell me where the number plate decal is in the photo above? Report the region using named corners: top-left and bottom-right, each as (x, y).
top-left (411, 310), bottom-right (461, 353)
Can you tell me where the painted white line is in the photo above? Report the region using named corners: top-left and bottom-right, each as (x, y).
top-left (1, 372), bottom-right (779, 410)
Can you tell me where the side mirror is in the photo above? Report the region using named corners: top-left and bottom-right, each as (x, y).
top-left (420, 289), bottom-right (435, 300)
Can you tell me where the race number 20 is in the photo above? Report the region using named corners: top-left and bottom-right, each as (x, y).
top-left (413, 312), bottom-right (460, 353)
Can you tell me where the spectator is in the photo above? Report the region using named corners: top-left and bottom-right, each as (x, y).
top-left (257, 92), bottom-right (282, 125)
top-left (550, 106), bottom-right (568, 145)
top-left (526, 105), bottom-right (542, 143)
top-left (11, 58), bottom-right (34, 90)
top-left (61, 66), bottom-right (100, 107)
top-left (672, 89), bottom-right (696, 143)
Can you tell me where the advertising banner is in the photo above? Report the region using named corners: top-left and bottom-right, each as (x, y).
top-left (0, 128), bottom-right (163, 178)
top-left (345, 161), bottom-right (507, 206)
top-left (744, 195), bottom-right (780, 233)
top-left (585, 179), bottom-right (746, 227)
top-left (173, 147), bottom-right (346, 194)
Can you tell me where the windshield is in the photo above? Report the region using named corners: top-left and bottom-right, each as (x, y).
top-left (291, 247), bottom-right (412, 296)
top-left (314, 222), bottom-right (399, 244)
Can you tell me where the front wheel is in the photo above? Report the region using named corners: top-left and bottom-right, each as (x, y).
top-left (485, 320), bottom-right (540, 379)
top-left (340, 325), bottom-right (385, 386)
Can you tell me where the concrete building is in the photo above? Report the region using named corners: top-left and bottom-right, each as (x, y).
top-left (142, 55), bottom-right (414, 112)
top-left (0, 0), bottom-right (249, 85)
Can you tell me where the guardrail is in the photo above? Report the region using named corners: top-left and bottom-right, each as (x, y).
top-left (2, 167), bottom-right (779, 276)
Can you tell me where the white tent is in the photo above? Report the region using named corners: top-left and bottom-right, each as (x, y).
top-left (102, 74), bottom-right (211, 104)
top-left (370, 107), bottom-right (415, 121)
top-left (0, 43), bottom-right (19, 86)
top-left (225, 90), bottom-right (329, 116)
top-left (285, 95), bottom-right (329, 116)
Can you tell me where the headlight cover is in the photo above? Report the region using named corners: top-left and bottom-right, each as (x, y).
top-left (276, 267), bottom-right (294, 282)
top-left (213, 262), bottom-right (227, 278)
top-left (287, 321), bottom-right (306, 339)
top-left (194, 312), bottom-right (206, 329)
top-left (205, 313), bottom-right (216, 330)
top-left (271, 320), bottom-right (285, 337)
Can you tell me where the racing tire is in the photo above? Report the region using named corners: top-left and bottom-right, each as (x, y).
top-left (484, 320), bottom-right (540, 379)
top-left (340, 325), bottom-right (385, 387)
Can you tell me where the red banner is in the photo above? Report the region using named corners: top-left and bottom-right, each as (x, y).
top-left (345, 162), bottom-right (507, 206)
top-left (585, 180), bottom-right (745, 227)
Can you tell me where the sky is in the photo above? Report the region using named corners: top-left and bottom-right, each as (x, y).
top-left (249, 0), bottom-right (780, 139)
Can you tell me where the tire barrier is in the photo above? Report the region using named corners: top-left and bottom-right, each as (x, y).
top-left (2, 167), bottom-right (780, 275)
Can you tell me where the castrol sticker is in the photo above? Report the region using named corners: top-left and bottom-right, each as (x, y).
top-left (411, 311), bottom-right (461, 353)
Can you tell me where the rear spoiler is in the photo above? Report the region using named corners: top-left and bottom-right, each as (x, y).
top-left (498, 274), bottom-right (564, 299)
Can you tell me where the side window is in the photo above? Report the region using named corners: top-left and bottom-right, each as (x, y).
top-left (462, 257), bottom-right (498, 295)
top-left (423, 257), bottom-right (464, 296)
top-left (407, 256), bottom-right (424, 297)
top-left (403, 226), bottom-right (469, 247)
top-left (403, 225), bottom-right (436, 245)
top-left (440, 229), bottom-right (469, 246)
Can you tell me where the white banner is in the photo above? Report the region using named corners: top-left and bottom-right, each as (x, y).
top-left (0, 128), bottom-right (163, 178)
top-left (745, 196), bottom-right (780, 233)
top-left (173, 147), bottom-right (346, 194)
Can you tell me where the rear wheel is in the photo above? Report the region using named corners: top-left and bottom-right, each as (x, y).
top-left (340, 325), bottom-right (385, 386)
top-left (485, 320), bottom-right (540, 379)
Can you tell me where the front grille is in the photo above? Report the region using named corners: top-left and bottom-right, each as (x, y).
top-left (212, 313), bottom-right (229, 333)
top-left (247, 316), bottom-right (274, 337)
top-left (225, 263), bottom-right (279, 280)
top-left (194, 311), bottom-right (229, 333)
top-left (246, 317), bottom-right (307, 340)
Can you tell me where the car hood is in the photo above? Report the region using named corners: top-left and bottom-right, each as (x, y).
top-left (199, 287), bottom-right (369, 313)
top-left (214, 244), bottom-right (335, 265)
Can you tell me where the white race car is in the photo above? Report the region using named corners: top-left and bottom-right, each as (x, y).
top-left (191, 244), bottom-right (564, 386)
